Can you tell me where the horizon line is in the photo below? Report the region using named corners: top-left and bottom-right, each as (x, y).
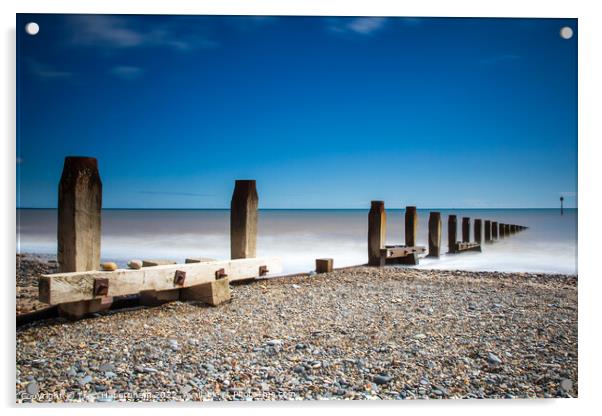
top-left (16, 207), bottom-right (577, 211)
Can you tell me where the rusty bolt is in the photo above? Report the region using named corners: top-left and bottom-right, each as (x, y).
top-left (215, 268), bottom-right (228, 279)
top-left (259, 265), bottom-right (269, 276)
top-left (174, 270), bottom-right (186, 286)
top-left (93, 278), bottom-right (109, 297)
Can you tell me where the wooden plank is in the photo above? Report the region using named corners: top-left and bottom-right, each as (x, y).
top-left (231, 180), bottom-right (258, 259)
top-left (142, 259), bottom-right (177, 267)
top-left (40, 257), bottom-right (282, 305)
top-left (405, 206), bottom-right (417, 247)
top-left (382, 245), bottom-right (426, 258)
top-left (455, 242), bottom-right (482, 252)
top-left (427, 212), bottom-right (442, 258)
top-left (368, 201), bottom-right (386, 266)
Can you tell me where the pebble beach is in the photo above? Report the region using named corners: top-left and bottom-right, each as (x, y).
top-left (16, 254), bottom-right (578, 402)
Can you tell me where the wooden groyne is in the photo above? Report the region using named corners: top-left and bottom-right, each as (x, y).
top-left (36, 156), bottom-right (529, 320)
top-left (40, 157), bottom-right (282, 320)
top-left (367, 203), bottom-right (527, 265)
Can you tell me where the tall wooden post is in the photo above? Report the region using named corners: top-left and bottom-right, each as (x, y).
top-left (405, 206), bottom-right (417, 247)
top-left (499, 223), bottom-right (505, 238)
top-left (368, 201), bottom-right (386, 266)
top-left (492, 221), bottom-right (498, 239)
top-left (474, 219), bottom-right (482, 244)
top-left (505, 224), bottom-right (511, 235)
top-left (57, 156), bottom-right (108, 319)
top-left (427, 212), bottom-right (441, 258)
top-left (230, 180), bottom-right (258, 259)
top-left (462, 217), bottom-right (470, 243)
top-left (484, 220), bottom-right (491, 242)
top-left (448, 215), bottom-right (457, 254)
top-left (58, 157), bottom-right (102, 272)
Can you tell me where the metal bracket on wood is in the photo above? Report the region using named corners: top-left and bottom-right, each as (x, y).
top-left (259, 265), bottom-right (269, 276)
top-left (215, 268), bottom-right (228, 279)
top-left (174, 270), bottom-right (186, 286)
top-left (93, 277), bottom-right (109, 297)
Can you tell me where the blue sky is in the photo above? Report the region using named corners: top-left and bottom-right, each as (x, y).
top-left (17, 15), bottom-right (577, 209)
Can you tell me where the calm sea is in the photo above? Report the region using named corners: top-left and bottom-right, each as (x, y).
top-left (16, 208), bottom-right (577, 275)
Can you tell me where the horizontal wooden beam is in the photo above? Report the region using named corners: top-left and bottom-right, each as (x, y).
top-left (383, 245), bottom-right (426, 258)
top-left (454, 242), bottom-right (482, 252)
top-left (39, 257), bottom-right (282, 305)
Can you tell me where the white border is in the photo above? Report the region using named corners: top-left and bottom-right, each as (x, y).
top-left (2, 1), bottom-right (600, 415)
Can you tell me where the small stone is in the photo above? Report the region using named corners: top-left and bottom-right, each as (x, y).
top-left (100, 262), bottom-right (118, 271)
top-left (104, 371), bottom-right (117, 378)
top-left (79, 375), bottom-right (93, 386)
top-left (180, 385), bottom-right (193, 395)
top-left (266, 339), bottom-right (283, 346)
top-left (414, 334), bottom-right (427, 339)
top-left (99, 363), bottom-right (115, 372)
top-left (127, 259), bottom-right (143, 269)
top-left (295, 343), bottom-right (306, 350)
top-left (560, 378), bottom-right (573, 393)
top-left (374, 375), bottom-right (392, 385)
top-left (293, 366), bottom-right (305, 374)
top-left (67, 368), bottom-right (77, 377)
top-left (26, 381), bottom-right (39, 395)
top-left (487, 353), bottom-right (502, 366)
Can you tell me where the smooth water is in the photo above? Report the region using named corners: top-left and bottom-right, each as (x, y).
top-left (16, 209), bottom-right (577, 275)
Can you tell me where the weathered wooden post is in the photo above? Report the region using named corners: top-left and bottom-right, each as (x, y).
top-left (505, 224), bottom-right (511, 235)
top-left (57, 156), bottom-right (110, 319)
top-left (316, 258), bottom-right (334, 274)
top-left (231, 180), bottom-right (258, 259)
top-left (474, 219), bottom-right (482, 244)
top-left (427, 212), bottom-right (441, 258)
top-left (405, 206), bottom-right (417, 247)
top-left (484, 220), bottom-right (491, 242)
top-left (368, 201), bottom-right (386, 266)
top-left (448, 215), bottom-right (457, 254)
top-left (492, 221), bottom-right (498, 239)
top-left (499, 223), bottom-right (505, 238)
top-left (462, 217), bottom-right (470, 243)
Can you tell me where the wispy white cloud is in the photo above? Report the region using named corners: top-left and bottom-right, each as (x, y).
top-left (109, 65), bottom-right (143, 80)
top-left (28, 59), bottom-right (73, 79)
top-left (329, 17), bottom-right (387, 36)
top-left (66, 15), bottom-right (219, 52)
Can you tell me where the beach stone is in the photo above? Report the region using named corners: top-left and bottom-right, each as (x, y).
top-left (374, 375), bottom-right (392, 385)
top-left (560, 378), bottom-right (573, 393)
top-left (26, 381), bottom-right (39, 395)
top-left (99, 363), bottom-right (115, 372)
top-left (100, 262), bottom-right (118, 271)
top-left (127, 259), bottom-right (142, 269)
top-left (487, 353), bottom-right (502, 366)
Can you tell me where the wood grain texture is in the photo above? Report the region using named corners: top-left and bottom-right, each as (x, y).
top-left (40, 257), bottom-right (282, 305)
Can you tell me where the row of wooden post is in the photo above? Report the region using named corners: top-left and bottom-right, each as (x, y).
top-left (368, 200), bottom-right (527, 262)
